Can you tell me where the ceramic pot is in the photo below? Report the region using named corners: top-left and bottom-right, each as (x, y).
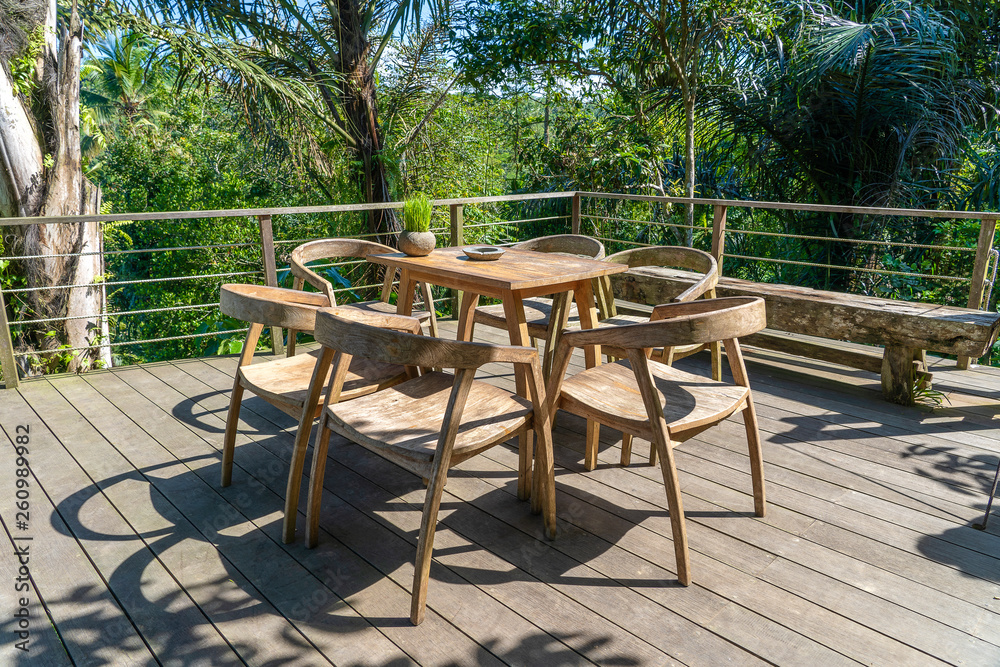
top-left (398, 230), bottom-right (436, 256)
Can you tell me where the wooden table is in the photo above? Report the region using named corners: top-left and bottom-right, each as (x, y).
top-left (369, 246), bottom-right (628, 498)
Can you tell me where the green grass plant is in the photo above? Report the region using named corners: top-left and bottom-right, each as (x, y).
top-left (403, 192), bottom-right (432, 233)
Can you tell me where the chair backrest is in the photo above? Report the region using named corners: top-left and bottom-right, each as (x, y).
top-left (514, 234), bottom-right (605, 259)
top-left (314, 307), bottom-right (536, 370)
top-left (221, 284), bottom-right (328, 330)
top-left (290, 238), bottom-right (396, 304)
top-left (565, 297), bottom-right (766, 350)
top-left (605, 246), bottom-right (718, 303)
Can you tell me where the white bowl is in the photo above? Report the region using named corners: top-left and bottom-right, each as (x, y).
top-left (463, 246), bottom-right (506, 261)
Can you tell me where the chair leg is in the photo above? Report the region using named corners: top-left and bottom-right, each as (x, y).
top-left (584, 420), bottom-right (600, 471)
top-left (620, 433), bottom-right (633, 466)
top-left (710, 341), bottom-right (723, 382)
top-left (282, 410), bottom-right (315, 544)
top-left (221, 380), bottom-right (245, 487)
top-left (410, 467), bottom-right (450, 625)
top-left (648, 437), bottom-right (657, 467)
top-left (743, 399), bottom-right (766, 517)
top-left (653, 433), bottom-right (690, 586)
top-left (532, 425), bottom-right (558, 540)
top-left (530, 439), bottom-right (542, 513)
top-left (517, 430), bottom-right (534, 500)
top-left (305, 420), bottom-right (334, 549)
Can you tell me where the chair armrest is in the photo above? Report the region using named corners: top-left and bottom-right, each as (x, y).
top-left (671, 269), bottom-right (719, 303)
top-left (290, 259), bottom-right (336, 303)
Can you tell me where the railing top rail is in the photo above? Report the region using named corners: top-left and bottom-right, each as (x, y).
top-left (578, 192), bottom-right (1000, 221)
top-left (0, 191), bottom-right (577, 227)
top-left (3, 190), bottom-right (997, 227)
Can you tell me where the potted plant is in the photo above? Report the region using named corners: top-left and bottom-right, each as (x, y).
top-left (398, 192), bottom-right (436, 256)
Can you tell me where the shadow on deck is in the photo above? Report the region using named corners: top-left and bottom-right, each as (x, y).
top-left (1, 319), bottom-right (999, 666)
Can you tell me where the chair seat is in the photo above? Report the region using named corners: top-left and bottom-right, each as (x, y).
top-left (559, 359), bottom-right (749, 443)
top-left (327, 371), bottom-right (533, 468)
top-left (239, 349), bottom-right (408, 413)
top-left (474, 297), bottom-right (581, 339)
top-left (347, 299), bottom-right (434, 323)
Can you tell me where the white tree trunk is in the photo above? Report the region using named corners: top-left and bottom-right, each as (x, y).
top-left (1, 0), bottom-right (107, 372)
top-left (0, 68), bottom-right (45, 218)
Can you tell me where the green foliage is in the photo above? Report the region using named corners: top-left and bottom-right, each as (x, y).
top-left (9, 25), bottom-right (44, 96)
top-left (402, 192), bottom-right (432, 232)
top-left (82, 32), bottom-right (172, 152)
top-left (94, 89), bottom-right (335, 363)
top-left (18, 0), bottom-right (999, 376)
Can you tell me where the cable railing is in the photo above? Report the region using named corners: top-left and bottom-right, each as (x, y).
top-left (0, 194), bottom-right (577, 387)
top-left (1, 191), bottom-right (997, 387)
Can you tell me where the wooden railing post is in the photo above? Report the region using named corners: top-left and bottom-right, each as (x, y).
top-left (958, 217), bottom-right (997, 369)
top-left (572, 193), bottom-right (581, 234)
top-left (257, 214), bottom-right (285, 356)
top-left (711, 204), bottom-right (728, 276)
top-left (0, 285), bottom-right (20, 389)
top-left (450, 204), bottom-right (465, 316)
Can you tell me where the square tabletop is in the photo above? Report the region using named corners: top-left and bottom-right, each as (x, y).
top-left (368, 246), bottom-right (627, 298)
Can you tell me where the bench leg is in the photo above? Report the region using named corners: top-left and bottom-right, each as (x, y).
top-left (881, 345), bottom-right (918, 405)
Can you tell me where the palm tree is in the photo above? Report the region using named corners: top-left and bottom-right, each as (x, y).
top-left (112, 0), bottom-right (448, 240)
top-left (82, 32), bottom-right (171, 141)
top-left (705, 0), bottom-right (989, 287)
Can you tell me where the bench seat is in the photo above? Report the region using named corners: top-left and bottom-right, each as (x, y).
top-left (610, 268), bottom-right (1000, 404)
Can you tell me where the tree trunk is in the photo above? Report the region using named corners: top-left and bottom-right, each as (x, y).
top-left (338, 0), bottom-right (400, 247)
top-left (0, 0), bottom-right (107, 373)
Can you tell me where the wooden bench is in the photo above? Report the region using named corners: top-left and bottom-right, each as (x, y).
top-left (610, 268), bottom-right (1000, 405)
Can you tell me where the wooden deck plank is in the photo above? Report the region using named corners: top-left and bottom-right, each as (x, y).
top-left (134, 359), bottom-right (584, 666)
top-left (0, 409), bottom-right (82, 667)
top-left (2, 384), bottom-right (204, 665)
top-left (578, 442), bottom-right (1000, 653)
top-left (178, 354), bottom-right (675, 666)
top-left (477, 422), bottom-right (996, 666)
top-left (320, 435), bottom-right (763, 667)
top-left (7, 315), bottom-right (1000, 666)
top-left (683, 435), bottom-right (1000, 597)
top-left (200, 354), bottom-right (914, 667)
top-left (743, 351), bottom-right (1000, 456)
top-left (464, 354), bottom-right (996, 664)
top-left (58, 370), bottom-right (406, 667)
top-left (442, 450), bottom-right (934, 666)
top-left (492, 347), bottom-right (998, 543)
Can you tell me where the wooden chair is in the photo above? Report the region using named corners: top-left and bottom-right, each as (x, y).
top-left (285, 238), bottom-right (438, 355)
top-left (596, 246), bottom-right (721, 465)
top-left (471, 234), bottom-right (605, 377)
top-left (302, 306), bottom-right (557, 625)
top-left (546, 296), bottom-right (767, 586)
top-left (219, 284), bottom-right (411, 544)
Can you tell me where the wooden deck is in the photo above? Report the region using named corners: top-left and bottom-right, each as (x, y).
top-left (2, 321), bottom-right (999, 666)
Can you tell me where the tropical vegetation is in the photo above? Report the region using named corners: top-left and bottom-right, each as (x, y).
top-left (1, 0), bottom-right (999, 375)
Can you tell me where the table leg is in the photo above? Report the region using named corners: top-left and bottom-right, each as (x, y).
top-left (543, 290), bottom-right (573, 381)
top-left (574, 279), bottom-right (602, 369)
top-left (502, 290), bottom-right (534, 501)
top-left (398, 270), bottom-right (416, 316)
top-left (456, 292), bottom-right (481, 342)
